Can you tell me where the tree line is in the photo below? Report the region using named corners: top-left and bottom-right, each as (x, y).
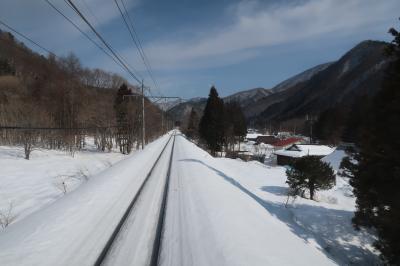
top-left (0, 30), bottom-right (170, 158)
top-left (338, 21), bottom-right (400, 264)
top-left (290, 20), bottom-right (400, 264)
top-left (183, 85), bottom-right (247, 156)
top-left (182, 21), bottom-right (400, 264)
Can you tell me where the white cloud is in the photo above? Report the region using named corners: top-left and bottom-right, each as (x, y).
top-left (139, 0), bottom-right (400, 70)
top-left (0, 0), bottom-right (139, 53)
top-left (1, 0), bottom-right (399, 88)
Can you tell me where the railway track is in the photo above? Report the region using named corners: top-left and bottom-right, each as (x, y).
top-left (94, 132), bottom-right (176, 266)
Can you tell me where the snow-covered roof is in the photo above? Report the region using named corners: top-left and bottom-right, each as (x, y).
top-left (246, 133), bottom-right (263, 139)
top-left (322, 149), bottom-right (346, 172)
top-left (258, 143), bottom-right (274, 149)
top-left (274, 144), bottom-right (334, 158)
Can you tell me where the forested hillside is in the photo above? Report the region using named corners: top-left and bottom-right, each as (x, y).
top-left (171, 40), bottom-right (390, 143)
top-left (0, 30), bottom-right (167, 157)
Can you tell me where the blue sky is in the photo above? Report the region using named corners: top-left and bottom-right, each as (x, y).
top-left (1, 0), bottom-right (399, 98)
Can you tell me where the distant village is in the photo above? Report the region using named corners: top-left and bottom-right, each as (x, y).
top-left (239, 129), bottom-right (336, 166)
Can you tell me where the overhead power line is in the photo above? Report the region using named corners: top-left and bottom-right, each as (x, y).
top-left (43, 0), bottom-right (122, 70)
top-left (45, 0), bottom-right (143, 81)
top-left (115, 0), bottom-right (162, 94)
top-left (65, 0), bottom-right (142, 84)
top-left (121, 0), bottom-right (161, 94)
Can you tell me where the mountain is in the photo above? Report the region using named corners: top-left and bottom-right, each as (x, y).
top-left (168, 88), bottom-right (274, 123)
top-left (224, 87), bottom-right (272, 105)
top-left (156, 98), bottom-right (182, 111)
top-left (170, 40), bottom-right (389, 129)
top-left (271, 63), bottom-right (333, 93)
top-left (167, 97), bottom-right (207, 124)
top-left (251, 40), bottom-right (389, 123)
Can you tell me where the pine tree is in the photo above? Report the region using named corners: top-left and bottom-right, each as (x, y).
top-left (185, 108), bottom-right (199, 139)
top-left (341, 95), bottom-right (371, 143)
top-left (114, 83), bottom-right (132, 154)
top-left (223, 101), bottom-right (247, 151)
top-left (232, 101), bottom-right (247, 145)
top-left (314, 106), bottom-right (346, 144)
top-left (347, 21), bottom-right (400, 264)
top-left (286, 156), bottom-right (335, 200)
top-left (199, 86), bottom-right (224, 156)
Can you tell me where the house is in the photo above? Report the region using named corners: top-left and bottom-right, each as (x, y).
top-left (272, 137), bottom-right (304, 150)
top-left (255, 135), bottom-right (278, 145)
top-left (246, 133), bottom-right (263, 142)
top-left (274, 144), bottom-right (335, 166)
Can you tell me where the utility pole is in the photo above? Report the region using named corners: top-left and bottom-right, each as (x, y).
top-left (141, 80), bottom-right (145, 149)
top-left (306, 114), bottom-right (315, 144)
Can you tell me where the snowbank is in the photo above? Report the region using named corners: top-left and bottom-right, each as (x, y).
top-left (0, 140), bottom-right (125, 227)
top-left (212, 156), bottom-right (379, 264)
top-left (322, 148), bottom-right (347, 172)
top-left (162, 136), bottom-right (337, 266)
top-left (162, 136), bottom-right (378, 265)
top-left (0, 134), bottom-right (379, 265)
top-left (0, 133), bottom-right (172, 266)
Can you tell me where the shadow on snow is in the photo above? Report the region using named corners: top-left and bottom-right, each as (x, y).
top-left (179, 158), bottom-right (380, 266)
top-left (260, 186), bottom-right (288, 196)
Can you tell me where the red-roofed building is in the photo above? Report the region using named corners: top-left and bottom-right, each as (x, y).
top-left (273, 137), bottom-right (303, 150)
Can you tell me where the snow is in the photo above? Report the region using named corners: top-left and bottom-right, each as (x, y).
top-left (0, 139), bottom-right (126, 226)
top-left (0, 133), bottom-right (173, 266)
top-left (322, 148), bottom-right (347, 172)
top-left (161, 135), bottom-right (379, 265)
top-left (0, 133), bottom-right (379, 265)
top-left (235, 139), bottom-right (275, 159)
top-left (275, 144), bottom-right (334, 158)
top-left (245, 133), bottom-right (262, 140)
top-left (103, 136), bottom-right (175, 266)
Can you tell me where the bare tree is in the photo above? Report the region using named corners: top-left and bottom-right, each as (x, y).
top-left (0, 202), bottom-right (16, 229)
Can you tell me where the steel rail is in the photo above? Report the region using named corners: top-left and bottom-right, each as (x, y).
top-left (94, 132), bottom-right (175, 266)
top-left (149, 132), bottom-right (176, 266)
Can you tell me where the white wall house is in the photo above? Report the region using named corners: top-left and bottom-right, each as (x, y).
top-left (274, 144), bottom-right (335, 165)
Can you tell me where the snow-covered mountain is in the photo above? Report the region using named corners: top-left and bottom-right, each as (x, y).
top-left (271, 62), bottom-right (333, 93)
top-left (167, 97), bottom-right (207, 124)
top-left (224, 87), bottom-right (272, 105)
top-left (156, 99), bottom-right (182, 111)
top-left (251, 40), bottom-right (389, 123)
top-left (169, 40), bottom-right (389, 125)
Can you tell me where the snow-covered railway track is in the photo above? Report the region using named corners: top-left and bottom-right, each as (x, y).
top-left (95, 132), bottom-right (176, 266)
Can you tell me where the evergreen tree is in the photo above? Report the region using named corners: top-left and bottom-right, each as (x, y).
top-left (346, 21), bottom-right (400, 264)
top-left (314, 106), bottom-right (346, 144)
top-left (286, 156), bottom-right (335, 200)
top-left (232, 102), bottom-right (247, 145)
top-left (223, 102), bottom-right (235, 152)
top-left (223, 101), bottom-right (247, 151)
top-left (185, 108), bottom-right (199, 139)
top-left (199, 86), bottom-right (224, 156)
top-left (341, 95), bottom-right (371, 143)
top-left (114, 83), bottom-right (133, 154)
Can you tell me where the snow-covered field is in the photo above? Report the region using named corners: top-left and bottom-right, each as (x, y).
top-left (0, 139), bottom-right (126, 227)
top-left (0, 133), bottom-right (172, 265)
top-left (0, 133), bottom-right (380, 265)
top-left (162, 137), bottom-right (380, 265)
